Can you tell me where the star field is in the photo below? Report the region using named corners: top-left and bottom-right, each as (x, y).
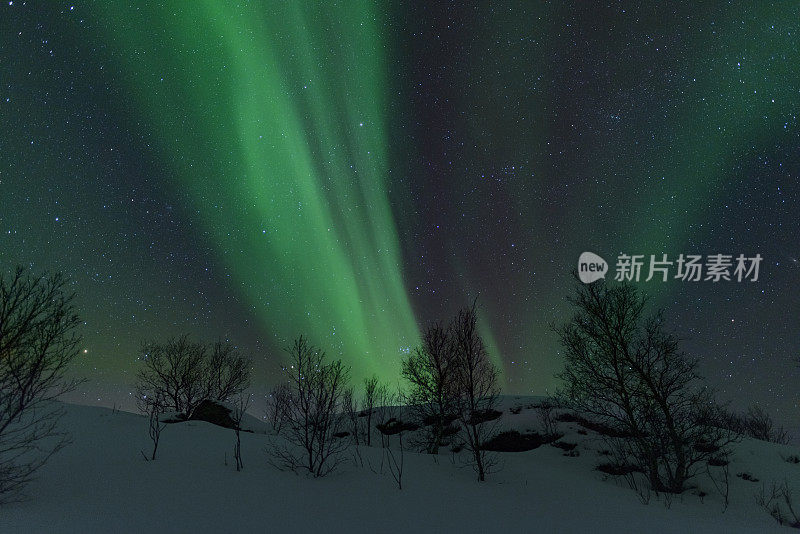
top-left (1, 1), bottom-right (798, 431)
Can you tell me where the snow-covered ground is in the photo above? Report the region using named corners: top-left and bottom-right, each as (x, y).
top-left (1, 397), bottom-right (798, 533)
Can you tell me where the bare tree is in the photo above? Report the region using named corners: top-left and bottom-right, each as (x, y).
top-left (554, 279), bottom-right (735, 494)
top-left (535, 399), bottom-right (559, 438)
top-left (363, 375), bottom-right (379, 447)
top-left (706, 458), bottom-right (731, 513)
top-left (701, 403), bottom-right (789, 444)
top-left (343, 387), bottom-right (361, 446)
top-left (451, 303), bottom-right (500, 482)
top-left (373, 388), bottom-right (410, 488)
top-left (267, 336), bottom-right (350, 477)
top-left (141, 392), bottom-right (166, 461)
top-left (402, 321), bottom-right (458, 454)
top-left (341, 387), bottom-right (365, 467)
top-left (136, 335), bottom-right (207, 416)
top-left (372, 382), bottom-right (393, 448)
top-left (0, 266), bottom-right (81, 501)
top-left (375, 388), bottom-right (402, 449)
top-left (206, 340), bottom-right (251, 403)
top-left (383, 389), bottom-right (407, 490)
top-left (757, 480), bottom-right (800, 528)
top-left (136, 336), bottom-right (251, 418)
top-left (742, 405), bottom-right (789, 445)
top-left (232, 394), bottom-right (252, 471)
top-left (266, 383), bottom-right (290, 433)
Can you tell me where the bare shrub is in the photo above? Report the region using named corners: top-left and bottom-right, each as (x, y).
top-left (141, 392), bottom-right (166, 461)
top-left (402, 321), bottom-right (458, 454)
top-left (757, 480), bottom-right (800, 528)
top-left (385, 429), bottom-right (405, 489)
top-left (704, 403), bottom-right (788, 444)
top-left (554, 279), bottom-right (736, 494)
top-left (267, 336), bottom-right (350, 477)
top-left (341, 387), bottom-right (365, 467)
top-left (381, 389), bottom-right (406, 490)
top-left (363, 375), bottom-right (379, 446)
top-left (136, 336), bottom-right (250, 418)
top-left (0, 267), bottom-right (81, 501)
top-left (706, 454), bottom-right (731, 512)
top-left (365, 384), bottom-right (386, 449)
top-left (368, 388), bottom-right (410, 488)
top-left (207, 341), bottom-right (251, 405)
top-left (266, 383), bottom-right (290, 433)
top-left (232, 394), bottom-right (251, 471)
top-left (535, 399), bottom-right (559, 438)
top-left (452, 303), bottom-right (501, 482)
top-left (742, 405), bottom-right (789, 445)
top-left (136, 335), bottom-right (205, 416)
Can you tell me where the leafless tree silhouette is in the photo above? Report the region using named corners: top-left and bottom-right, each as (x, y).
top-left (266, 383), bottom-right (290, 433)
top-left (555, 279), bottom-right (735, 494)
top-left (534, 399), bottom-right (559, 438)
top-left (343, 387), bottom-right (362, 446)
top-left (232, 393), bottom-right (251, 471)
top-left (402, 321), bottom-right (458, 454)
top-left (741, 405), bottom-right (789, 445)
top-left (757, 480), bottom-right (800, 528)
top-left (452, 303), bottom-right (500, 482)
top-left (363, 375), bottom-right (379, 447)
top-left (267, 336), bottom-right (350, 477)
top-left (136, 336), bottom-right (250, 418)
top-left (136, 335), bottom-right (205, 416)
top-left (383, 389), bottom-right (407, 490)
top-left (142, 391), bottom-right (166, 461)
top-left (0, 267), bottom-right (81, 500)
top-left (372, 382), bottom-right (393, 449)
top-left (207, 340), bottom-right (251, 405)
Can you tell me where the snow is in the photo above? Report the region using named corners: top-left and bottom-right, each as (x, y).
top-left (0, 397), bottom-right (797, 533)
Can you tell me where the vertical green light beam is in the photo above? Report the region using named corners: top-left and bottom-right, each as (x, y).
top-left (93, 2), bottom-right (420, 383)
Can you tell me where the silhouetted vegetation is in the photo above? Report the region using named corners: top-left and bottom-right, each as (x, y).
top-left (266, 383), bottom-right (290, 433)
top-left (0, 267), bottom-right (81, 501)
top-left (712, 404), bottom-right (790, 445)
top-left (142, 391), bottom-right (166, 461)
top-left (554, 279), bottom-right (736, 494)
top-left (231, 394), bottom-right (251, 471)
top-left (534, 399), bottom-right (559, 437)
top-left (362, 375), bottom-right (380, 447)
top-left (757, 480), bottom-right (800, 528)
top-left (267, 336), bottom-right (350, 477)
top-left (452, 304), bottom-right (501, 481)
top-left (402, 321), bottom-right (458, 454)
top-left (135, 335), bottom-right (251, 418)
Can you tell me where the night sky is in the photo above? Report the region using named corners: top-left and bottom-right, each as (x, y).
top-left (2, 2), bottom-right (798, 429)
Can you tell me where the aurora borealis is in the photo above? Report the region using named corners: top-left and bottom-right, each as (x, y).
top-left (91, 1), bottom-right (423, 383)
top-left (2, 2), bottom-right (799, 428)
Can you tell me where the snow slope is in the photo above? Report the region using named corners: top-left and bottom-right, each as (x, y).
top-left (0, 397), bottom-right (798, 533)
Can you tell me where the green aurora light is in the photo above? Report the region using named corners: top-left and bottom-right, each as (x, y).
top-left (92, 2), bottom-right (427, 383)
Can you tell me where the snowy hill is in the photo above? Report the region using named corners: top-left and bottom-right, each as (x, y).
top-left (1, 397), bottom-right (798, 533)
